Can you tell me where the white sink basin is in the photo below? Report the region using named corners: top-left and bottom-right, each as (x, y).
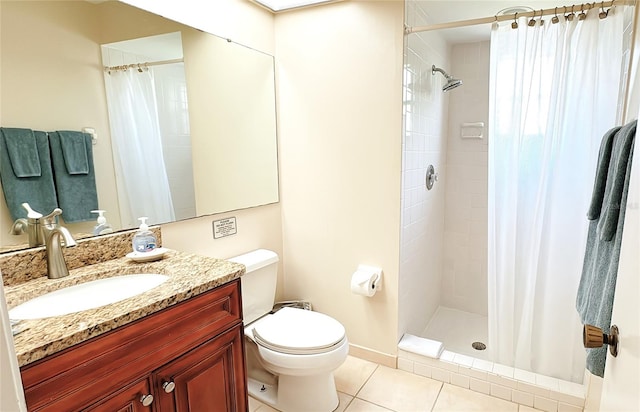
top-left (9, 274), bottom-right (169, 320)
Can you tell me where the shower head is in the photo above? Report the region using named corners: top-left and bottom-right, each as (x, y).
top-left (432, 65), bottom-right (463, 92)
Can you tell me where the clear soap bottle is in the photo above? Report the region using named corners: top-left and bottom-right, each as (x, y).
top-left (132, 217), bottom-right (157, 253)
top-left (91, 210), bottom-right (113, 235)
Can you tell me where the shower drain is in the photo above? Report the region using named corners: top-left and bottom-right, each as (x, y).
top-left (472, 341), bottom-right (487, 351)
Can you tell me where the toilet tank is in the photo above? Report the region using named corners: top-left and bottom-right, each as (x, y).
top-left (229, 249), bottom-right (279, 324)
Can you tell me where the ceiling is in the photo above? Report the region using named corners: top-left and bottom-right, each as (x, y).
top-left (410, 1), bottom-right (563, 44)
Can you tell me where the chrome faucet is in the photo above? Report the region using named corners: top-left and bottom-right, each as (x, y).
top-left (10, 203), bottom-right (45, 247)
top-left (41, 208), bottom-right (76, 279)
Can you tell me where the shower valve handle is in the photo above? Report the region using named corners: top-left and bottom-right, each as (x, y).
top-left (426, 165), bottom-right (438, 190)
top-left (583, 324), bottom-right (619, 357)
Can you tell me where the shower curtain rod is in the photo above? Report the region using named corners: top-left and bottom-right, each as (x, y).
top-left (104, 58), bottom-right (184, 73)
top-left (405, 0), bottom-right (627, 34)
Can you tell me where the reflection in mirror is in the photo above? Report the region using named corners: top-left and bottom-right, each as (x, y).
top-left (0, 1), bottom-right (279, 252)
top-left (102, 32), bottom-right (195, 228)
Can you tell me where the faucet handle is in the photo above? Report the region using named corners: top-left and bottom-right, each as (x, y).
top-left (21, 203), bottom-right (43, 220)
top-left (42, 208), bottom-right (63, 227)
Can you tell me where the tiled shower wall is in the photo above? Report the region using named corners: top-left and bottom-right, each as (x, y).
top-left (441, 42), bottom-right (490, 316)
top-left (398, 1), bottom-right (450, 337)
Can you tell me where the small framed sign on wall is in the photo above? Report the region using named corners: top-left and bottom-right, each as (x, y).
top-left (213, 217), bottom-right (237, 239)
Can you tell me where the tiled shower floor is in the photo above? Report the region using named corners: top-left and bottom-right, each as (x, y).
top-left (422, 306), bottom-right (491, 360)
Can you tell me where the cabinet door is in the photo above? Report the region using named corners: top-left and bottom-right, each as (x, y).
top-left (154, 325), bottom-right (248, 412)
top-left (84, 378), bottom-right (154, 412)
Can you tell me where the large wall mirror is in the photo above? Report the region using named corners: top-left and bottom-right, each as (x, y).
top-left (0, 0), bottom-right (279, 251)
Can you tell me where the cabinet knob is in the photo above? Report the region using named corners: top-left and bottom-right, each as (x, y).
top-left (163, 380), bottom-right (176, 393)
top-left (583, 324), bottom-right (619, 357)
top-left (139, 394), bottom-right (154, 407)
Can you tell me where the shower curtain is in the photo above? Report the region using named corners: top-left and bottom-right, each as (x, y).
top-left (104, 67), bottom-right (175, 228)
top-left (488, 10), bottom-right (624, 382)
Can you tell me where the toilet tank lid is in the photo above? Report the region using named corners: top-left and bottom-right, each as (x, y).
top-left (228, 249), bottom-right (279, 273)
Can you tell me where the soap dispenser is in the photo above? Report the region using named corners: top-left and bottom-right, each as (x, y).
top-left (91, 210), bottom-right (113, 235)
top-left (132, 217), bottom-right (157, 253)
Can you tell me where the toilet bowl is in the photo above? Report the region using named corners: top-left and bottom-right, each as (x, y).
top-left (230, 250), bottom-right (348, 412)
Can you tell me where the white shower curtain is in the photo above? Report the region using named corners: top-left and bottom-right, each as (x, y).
top-left (488, 10), bottom-right (624, 382)
top-left (104, 68), bottom-right (175, 228)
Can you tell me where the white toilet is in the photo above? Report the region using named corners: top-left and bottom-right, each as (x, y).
top-left (230, 249), bottom-right (348, 412)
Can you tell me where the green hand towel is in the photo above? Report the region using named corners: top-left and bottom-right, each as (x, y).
top-left (48, 131), bottom-right (98, 223)
top-left (0, 129), bottom-right (58, 220)
top-left (57, 130), bottom-right (89, 175)
top-left (1, 127), bottom-right (42, 177)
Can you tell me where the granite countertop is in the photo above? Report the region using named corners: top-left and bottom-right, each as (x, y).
top-left (5, 249), bottom-right (245, 367)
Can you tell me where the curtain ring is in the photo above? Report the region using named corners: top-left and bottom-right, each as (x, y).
top-left (512, 12), bottom-right (519, 29)
top-left (552, 7), bottom-right (560, 23)
top-left (539, 9), bottom-right (545, 26)
top-left (566, 5), bottom-right (575, 21)
top-left (528, 9), bottom-right (537, 27)
top-left (579, 3), bottom-right (588, 20)
top-left (599, 1), bottom-right (609, 18)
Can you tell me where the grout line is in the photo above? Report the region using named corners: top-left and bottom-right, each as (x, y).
top-left (431, 381), bottom-right (446, 411)
top-left (338, 391), bottom-right (355, 411)
top-left (352, 364), bottom-right (379, 399)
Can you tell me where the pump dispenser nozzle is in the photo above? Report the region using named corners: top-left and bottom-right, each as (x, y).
top-left (91, 210), bottom-right (112, 235)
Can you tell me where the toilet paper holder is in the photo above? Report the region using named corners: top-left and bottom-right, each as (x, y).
top-left (351, 264), bottom-right (382, 296)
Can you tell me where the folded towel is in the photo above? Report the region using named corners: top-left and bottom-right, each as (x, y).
top-left (577, 119), bottom-right (636, 377)
top-left (0, 129), bottom-right (58, 220)
top-left (48, 131), bottom-right (98, 223)
top-left (1, 127), bottom-right (42, 177)
top-left (597, 120), bottom-right (637, 241)
top-left (398, 333), bottom-right (444, 359)
top-left (57, 130), bottom-right (89, 175)
top-left (587, 126), bottom-right (620, 220)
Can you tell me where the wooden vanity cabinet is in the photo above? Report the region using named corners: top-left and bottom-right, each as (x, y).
top-left (20, 279), bottom-right (248, 412)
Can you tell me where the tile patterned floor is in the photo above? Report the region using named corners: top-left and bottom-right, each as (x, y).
top-left (248, 355), bottom-right (548, 411)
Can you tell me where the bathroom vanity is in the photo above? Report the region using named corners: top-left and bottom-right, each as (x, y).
top-left (20, 281), bottom-right (245, 411)
top-left (3, 238), bottom-right (248, 412)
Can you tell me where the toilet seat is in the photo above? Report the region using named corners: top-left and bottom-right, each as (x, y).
top-left (249, 307), bottom-right (346, 355)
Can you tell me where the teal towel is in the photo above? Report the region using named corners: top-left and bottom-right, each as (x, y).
top-left (0, 129), bottom-right (58, 220)
top-left (48, 131), bottom-right (98, 223)
top-left (57, 130), bottom-right (89, 175)
top-left (597, 122), bottom-right (637, 241)
top-left (1, 127), bottom-right (42, 177)
top-left (587, 126), bottom-right (620, 220)
top-left (576, 119), bottom-right (636, 377)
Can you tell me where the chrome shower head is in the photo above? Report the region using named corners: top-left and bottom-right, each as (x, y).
top-left (432, 65), bottom-right (463, 92)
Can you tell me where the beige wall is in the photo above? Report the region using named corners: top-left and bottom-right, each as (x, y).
top-left (275, 1), bottom-right (404, 356)
top-left (161, 204), bottom-right (285, 300)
